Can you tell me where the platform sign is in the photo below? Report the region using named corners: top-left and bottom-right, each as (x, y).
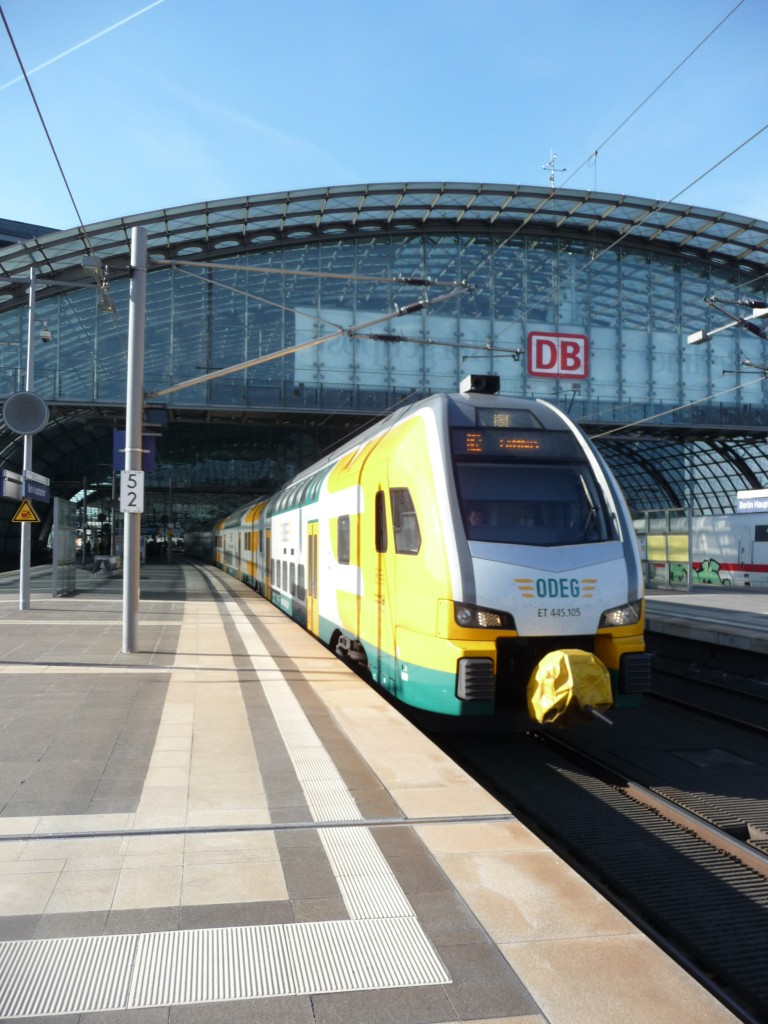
top-left (120, 470), bottom-right (145, 513)
top-left (12, 499), bottom-right (40, 523)
top-left (736, 488), bottom-right (768, 513)
top-left (23, 471), bottom-right (50, 504)
top-left (1, 470), bottom-right (22, 501)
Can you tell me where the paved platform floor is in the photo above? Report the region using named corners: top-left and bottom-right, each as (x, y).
top-left (0, 560), bottom-right (741, 1023)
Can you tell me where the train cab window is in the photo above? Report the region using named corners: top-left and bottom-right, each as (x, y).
top-left (338, 515), bottom-right (350, 564)
top-left (375, 491), bottom-right (388, 553)
top-left (458, 463), bottom-right (616, 546)
top-left (390, 488), bottom-right (421, 554)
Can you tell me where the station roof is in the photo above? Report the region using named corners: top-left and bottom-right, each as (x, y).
top-left (1, 183), bottom-right (768, 534)
top-left (2, 182), bottom-right (768, 309)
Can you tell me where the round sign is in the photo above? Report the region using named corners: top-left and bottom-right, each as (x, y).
top-left (1, 391), bottom-right (50, 435)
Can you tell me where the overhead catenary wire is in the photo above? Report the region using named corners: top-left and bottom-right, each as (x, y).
top-left (0, 5), bottom-right (124, 349)
top-left (464, 0), bottom-right (749, 290)
top-left (591, 375), bottom-right (764, 440)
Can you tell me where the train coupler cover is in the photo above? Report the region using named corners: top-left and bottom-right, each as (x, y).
top-left (527, 649), bottom-right (613, 727)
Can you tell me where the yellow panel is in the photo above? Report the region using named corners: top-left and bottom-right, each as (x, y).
top-left (667, 535), bottom-right (689, 560)
top-left (647, 535), bottom-right (667, 560)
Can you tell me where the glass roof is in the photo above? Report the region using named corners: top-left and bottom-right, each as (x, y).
top-left (1, 182), bottom-right (767, 534)
top-left (2, 183), bottom-right (768, 311)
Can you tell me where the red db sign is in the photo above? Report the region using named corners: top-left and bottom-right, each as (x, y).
top-left (527, 332), bottom-right (589, 379)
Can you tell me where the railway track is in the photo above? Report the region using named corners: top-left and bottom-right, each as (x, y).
top-left (422, 716), bottom-right (768, 1024)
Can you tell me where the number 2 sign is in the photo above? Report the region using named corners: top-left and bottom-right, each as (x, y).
top-left (120, 470), bottom-right (145, 513)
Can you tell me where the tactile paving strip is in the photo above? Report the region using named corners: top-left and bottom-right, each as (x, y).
top-left (0, 918), bottom-right (449, 1018)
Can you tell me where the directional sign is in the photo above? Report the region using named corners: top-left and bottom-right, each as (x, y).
top-left (12, 499), bottom-right (40, 523)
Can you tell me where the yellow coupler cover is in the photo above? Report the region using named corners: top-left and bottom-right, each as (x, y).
top-left (527, 649), bottom-right (613, 727)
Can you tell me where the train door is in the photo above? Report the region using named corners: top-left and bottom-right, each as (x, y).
top-left (307, 520), bottom-right (319, 635)
top-left (265, 528), bottom-right (272, 599)
top-left (370, 483), bottom-right (397, 691)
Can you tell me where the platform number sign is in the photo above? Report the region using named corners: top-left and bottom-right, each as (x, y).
top-left (120, 470), bottom-right (145, 513)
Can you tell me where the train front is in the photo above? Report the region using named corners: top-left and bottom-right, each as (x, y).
top-left (445, 385), bottom-right (651, 724)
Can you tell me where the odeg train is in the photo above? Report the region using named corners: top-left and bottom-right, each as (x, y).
top-left (188, 377), bottom-right (650, 720)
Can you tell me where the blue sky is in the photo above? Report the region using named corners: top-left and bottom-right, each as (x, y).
top-left (1, 0), bottom-right (767, 231)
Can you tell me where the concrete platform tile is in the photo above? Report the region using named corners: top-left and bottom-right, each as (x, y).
top-left (32, 812), bottom-right (135, 834)
top-left (112, 863), bottom-right (183, 910)
top-left (183, 808), bottom-right (272, 828)
top-left (0, 857), bottom-right (67, 874)
top-left (183, 831), bottom-right (279, 855)
top-left (187, 783), bottom-right (268, 813)
top-left (147, 750), bottom-right (191, 769)
top-left (180, 859), bottom-right (287, 905)
top-left (134, 784), bottom-right (190, 815)
top-left (20, 835), bottom-right (127, 862)
top-left (0, 870), bottom-right (59, 914)
top-left (501, 932), bottom-right (741, 1024)
top-left (390, 783), bottom-right (508, 819)
top-left (125, 833), bottom-right (185, 857)
top-left (433, 847), bottom-right (634, 944)
top-left (143, 765), bottom-right (193, 788)
top-left (152, 735), bottom-right (193, 752)
top-left (45, 866), bottom-right (119, 913)
top-left (0, 815), bottom-right (39, 835)
top-left (416, 820), bottom-right (549, 855)
top-left (0, 839), bottom-right (24, 861)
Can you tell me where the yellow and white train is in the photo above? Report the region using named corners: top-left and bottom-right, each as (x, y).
top-left (188, 377), bottom-right (650, 719)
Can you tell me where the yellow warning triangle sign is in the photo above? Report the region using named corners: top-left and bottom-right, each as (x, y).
top-left (12, 499), bottom-right (40, 524)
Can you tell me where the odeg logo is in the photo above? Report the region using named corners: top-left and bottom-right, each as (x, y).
top-left (536, 578), bottom-right (581, 598)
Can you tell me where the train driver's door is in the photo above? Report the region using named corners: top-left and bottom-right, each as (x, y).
top-left (307, 520), bottom-right (319, 635)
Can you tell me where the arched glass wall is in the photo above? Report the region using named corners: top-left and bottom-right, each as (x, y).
top-left (1, 230), bottom-right (767, 424)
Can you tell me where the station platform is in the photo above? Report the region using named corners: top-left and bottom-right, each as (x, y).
top-left (645, 586), bottom-right (768, 656)
top-left (0, 560), bottom-right (740, 1024)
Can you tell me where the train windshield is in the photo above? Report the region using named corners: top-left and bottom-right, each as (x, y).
top-left (456, 461), bottom-right (617, 546)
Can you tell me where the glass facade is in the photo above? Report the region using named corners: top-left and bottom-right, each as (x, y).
top-left (1, 183), bottom-right (768, 525)
top-left (2, 229), bottom-right (766, 421)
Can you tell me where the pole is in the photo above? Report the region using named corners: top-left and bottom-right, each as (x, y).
top-left (19, 266), bottom-right (36, 611)
top-left (122, 226), bottom-right (147, 652)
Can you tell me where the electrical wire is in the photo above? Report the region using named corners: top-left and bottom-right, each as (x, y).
top-left (466, 0), bottom-right (751, 297)
top-left (0, 6), bottom-right (125, 352)
top-left (591, 374), bottom-right (764, 439)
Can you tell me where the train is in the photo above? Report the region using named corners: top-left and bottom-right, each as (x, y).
top-left (638, 511), bottom-right (768, 589)
top-left (187, 376), bottom-right (651, 720)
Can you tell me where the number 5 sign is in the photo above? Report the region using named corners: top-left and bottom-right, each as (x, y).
top-left (120, 470), bottom-right (145, 513)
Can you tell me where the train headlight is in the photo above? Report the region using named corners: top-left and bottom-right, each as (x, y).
top-left (599, 600), bottom-right (641, 628)
top-left (454, 603), bottom-right (515, 630)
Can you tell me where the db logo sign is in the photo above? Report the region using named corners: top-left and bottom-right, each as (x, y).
top-left (527, 332), bottom-right (589, 379)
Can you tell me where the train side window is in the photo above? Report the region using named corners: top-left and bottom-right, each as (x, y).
top-left (375, 491), bottom-right (388, 553)
top-left (338, 515), bottom-right (350, 564)
top-left (390, 488), bottom-right (421, 555)
top-left (289, 562), bottom-right (296, 596)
